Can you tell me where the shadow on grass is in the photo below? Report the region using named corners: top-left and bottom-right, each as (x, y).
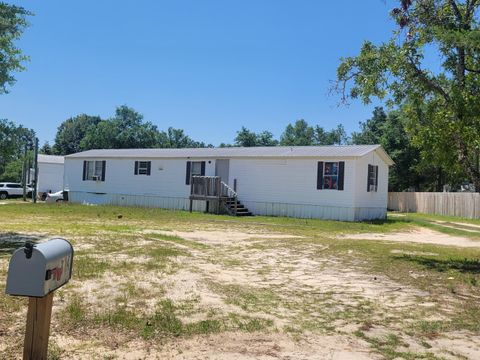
top-left (0, 232), bottom-right (42, 255)
top-left (365, 218), bottom-right (413, 226)
top-left (399, 254), bottom-right (480, 274)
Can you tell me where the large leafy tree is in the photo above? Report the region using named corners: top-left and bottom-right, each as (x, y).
top-left (351, 107), bottom-right (433, 191)
top-left (234, 127), bottom-right (258, 147)
top-left (233, 127), bottom-right (278, 147)
top-left (0, 119), bottom-right (34, 181)
top-left (280, 119), bottom-right (348, 146)
top-left (0, 3), bottom-right (31, 93)
top-left (53, 114), bottom-right (102, 155)
top-left (314, 124), bottom-right (348, 145)
top-left (159, 127), bottom-right (209, 148)
top-left (80, 106), bottom-right (160, 150)
top-left (280, 120), bottom-right (315, 146)
top-left (336, 0), bottom-right (480, 190)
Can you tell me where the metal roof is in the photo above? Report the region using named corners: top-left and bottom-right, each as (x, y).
top-left (66, 145), bottom-right (394, 164)
top-left (38, 154), bottom-right (64, 164)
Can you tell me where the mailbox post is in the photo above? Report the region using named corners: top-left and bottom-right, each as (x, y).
top-left (5, 238), bottom-right (74, 360)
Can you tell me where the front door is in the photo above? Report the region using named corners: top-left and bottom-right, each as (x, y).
top-left (215, 159), bottom-right (230, 184)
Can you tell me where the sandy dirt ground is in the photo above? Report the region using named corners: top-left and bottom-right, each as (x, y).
top-left (341, 226), bottom-right (480, 248)
top-left (2, 220), bottom-right (480, 359)
top-left (45, 226), bottom-right (480, 360)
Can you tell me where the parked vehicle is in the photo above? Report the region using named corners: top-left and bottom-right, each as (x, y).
top-left (0, 183), bottom-right (33, 200)
top-left (45, 190), bottom-right (64, 203)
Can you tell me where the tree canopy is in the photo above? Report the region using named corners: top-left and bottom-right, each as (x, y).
top-left (51, 106), bottom-right (209, 154)
top-left (233, 127), bottom-right (278, 147)
top-left (351, 107), bottom-right (428, 191)
top-left (0, 119), bottom-right (34, 181)
top-left (53, 114), bottom-right (102, 155)
top-left (336, 0), bottom-right (480, 190)
top-left (0, 2), bottom-right (31, 94)
top-left (280, 120), bottom-right (348, 146)
top-left (80, 106), bottom-right (160, 150)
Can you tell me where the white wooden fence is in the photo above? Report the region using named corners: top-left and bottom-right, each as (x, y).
top-left (388, 192), bottom-right (480, 219)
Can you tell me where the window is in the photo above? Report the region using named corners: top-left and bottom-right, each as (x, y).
top-left (134, 161), bottom-right (151, 176)
top-left (83, 160), bottom-right (106, 181)
top-left (323, 162), bottom-right (338, 190)
top-left (191, 162), bottom-right (203, 177)
top-left (367, 164), bottom-right (378, 192)
top-left (185, 161), bottom-right (205, 185)
top-left (317, 161), bottom-right (344, 191)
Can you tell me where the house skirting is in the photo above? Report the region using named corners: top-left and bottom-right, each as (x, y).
top-left (68, 191), bottom-right (386, 221)
top-left (242, 200), bottom-right (386, 221)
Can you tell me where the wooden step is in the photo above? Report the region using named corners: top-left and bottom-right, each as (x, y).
top-left (236, 211), bottom-right (252, 216)
top-left (223, 198), bottom-right (253, 216)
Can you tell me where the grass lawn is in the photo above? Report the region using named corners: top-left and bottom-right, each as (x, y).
top-left (0, 202), bottom-right (479, 359)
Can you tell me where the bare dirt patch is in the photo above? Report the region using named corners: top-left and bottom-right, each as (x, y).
top-left (142, 229), bottom-right (303, 246)
top-left (53, 332), bottom-right (381, 360)
top-left (2, 211), bottom-right (480, 359)
top-left (341, 227), bottom-right (480, 247)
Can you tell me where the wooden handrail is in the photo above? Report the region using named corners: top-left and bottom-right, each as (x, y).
top-left (190, 176), bottom-right (240, 215)
top-left (191, 176), bottom-right (236, 198)
top-left (220, 181), bottom-right (237, 198)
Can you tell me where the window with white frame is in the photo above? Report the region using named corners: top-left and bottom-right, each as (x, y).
top-left (367, 164), bottom-right (378, 192)
top-left (186, 161), bottom-right (205, 185)
top-left (323, 162), bottom-right (339, 190)
top-left (317, 161), bottom-right (345, 191)
top-left (83, 160), bottom-right (106, 181)
top-left (134, 161), bottom-right (151, 175)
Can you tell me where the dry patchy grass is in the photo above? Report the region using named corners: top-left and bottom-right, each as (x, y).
top-left (0, 203), bottom-right (479, 359)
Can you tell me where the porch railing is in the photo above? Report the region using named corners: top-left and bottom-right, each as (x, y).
top-left (190, 176), bottom-right (239, 215)
top-left (191, 176), bottom-right (237, 198)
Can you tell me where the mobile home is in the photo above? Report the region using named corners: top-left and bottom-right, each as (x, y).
top-left (36, 154), bottom-right (65, 197)
top-left (64, 145), bottom-right (393, 221)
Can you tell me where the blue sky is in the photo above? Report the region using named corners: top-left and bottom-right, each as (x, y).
top-left (1, 0), bottom-right (397, 146)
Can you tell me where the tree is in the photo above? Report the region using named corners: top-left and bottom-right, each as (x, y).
top-left (0, 119), bottom-right (34, 181)
top-left (280, 119), bottom-right (315, 146)
top-left (351, 107), bottom-right (387, 145)
top-left (336, 0), bottom-right (480, 190)
top-left (0, 3), bottom-right (31, 93)
top-left (314, 124), bottom-right (348, 145)
top-left (232, 127), bottom-right (278, 147)
top-left (80, 106), bottom-right (160, 150)
top-left (256, 131), bottom-right (278, 146)
top-left (159, 127), bottom-right (205, 148)
top-left (280, 120), bottom-right (347, 146)
top-left (351, 107), bottom-right (429, 191)
top-left (53, 114), bottom-right (102, 155)
top-left (234, 127), bottom-right (259, 147)
top-left (39, 142), bottom-right (53, 155)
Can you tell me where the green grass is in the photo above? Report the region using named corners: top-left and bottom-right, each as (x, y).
top-left (2, 203), bottom-right (480, 358)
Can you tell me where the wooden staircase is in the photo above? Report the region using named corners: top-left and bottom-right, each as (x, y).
top-left (189, 176), bottom-right (253, 217)
top-left (223, 197), bottom-right (252, 217)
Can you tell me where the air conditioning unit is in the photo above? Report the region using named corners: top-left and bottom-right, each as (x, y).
top-left (92, 175), bottom-right (100, 181)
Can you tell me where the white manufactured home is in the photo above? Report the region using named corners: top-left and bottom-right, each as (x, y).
top-left (36, 155), bottom-right (65, 195)
top-left (64, 145), bottom-right (393, 221)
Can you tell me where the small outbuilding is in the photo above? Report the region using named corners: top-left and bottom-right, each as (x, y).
top-left (64, 145), bottom-right (393, 221)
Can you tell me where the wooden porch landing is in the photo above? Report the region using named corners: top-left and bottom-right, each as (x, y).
top-left (189, 176), bottom-right (252, 216)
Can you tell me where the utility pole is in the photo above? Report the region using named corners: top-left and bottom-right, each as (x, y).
top-left (22, 143), bottom-right (28, 201)
top-left (33, 138), bottom-right (39, 203)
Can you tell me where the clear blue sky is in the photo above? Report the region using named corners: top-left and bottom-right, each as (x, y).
top-left (1, 0), bottom-right (397, 146)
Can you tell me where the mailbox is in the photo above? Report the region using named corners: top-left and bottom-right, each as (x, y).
top-left (6, 238), bottom-right (74, 297)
